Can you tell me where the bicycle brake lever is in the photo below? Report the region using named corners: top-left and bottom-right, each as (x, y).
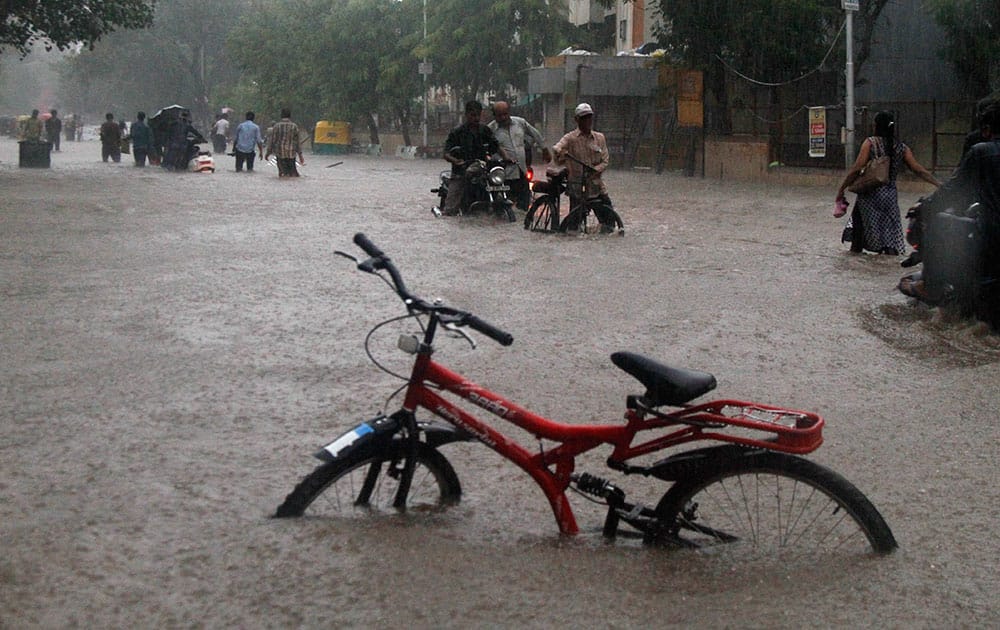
top-left (334, 250), bottom-right (358, 263)
top-left (441, 321), bottom-right (477, 349)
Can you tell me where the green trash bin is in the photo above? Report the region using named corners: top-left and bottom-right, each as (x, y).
top-left (19, 141), bottom-right (52, 168)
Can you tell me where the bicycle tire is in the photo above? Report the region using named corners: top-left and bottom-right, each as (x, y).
top-left (524, 196), bottom-right (560, 232)
top-left (274, 440), bottom-right (461, 518)
top-left (650, 449), bottom-right (897, 555)
top-left (559, 202), bottom-right (624, 235)
top-left (598, 203), bottom-right (625, 234)
top-left (499, 201), bottom-right (516, 223)
top-left (558, 206), bottom-right (588, 233)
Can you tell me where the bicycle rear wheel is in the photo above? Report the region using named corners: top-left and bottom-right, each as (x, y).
top-left (524, 196), bottom-right (560, 232)
top-left (275, 440), bottom-right (461, 518)
top-left (650, 449), bottom-right (897, 556)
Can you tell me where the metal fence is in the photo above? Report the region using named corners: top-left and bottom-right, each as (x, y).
top-left (721, 100), bottom-right (978, 172)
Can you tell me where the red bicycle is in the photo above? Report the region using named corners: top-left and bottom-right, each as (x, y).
top-left (275, 234), bottom-right (897, 555)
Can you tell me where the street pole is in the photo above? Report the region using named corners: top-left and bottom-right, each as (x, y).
top-left (844, 1), bottom-right (857, 169)
top-left (422, 0), bottom-right (428, 149)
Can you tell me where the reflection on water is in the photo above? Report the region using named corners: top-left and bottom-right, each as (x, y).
top-left (858, 302), bottom-right (1000, 368)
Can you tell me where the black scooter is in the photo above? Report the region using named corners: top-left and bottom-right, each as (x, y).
top-left (898, 201), bottom-right (999, 328)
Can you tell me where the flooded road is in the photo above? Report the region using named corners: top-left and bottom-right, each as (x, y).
top-left (2, 137), bottom-right (998, 627)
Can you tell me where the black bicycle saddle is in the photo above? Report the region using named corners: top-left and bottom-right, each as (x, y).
top-left (611, 351), bottom-right (717, 407)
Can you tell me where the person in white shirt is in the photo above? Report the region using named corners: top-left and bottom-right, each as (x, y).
top-left (211, 113), bottom-right (230, 154)
top-left (488, 101), bottom-right (550, 211)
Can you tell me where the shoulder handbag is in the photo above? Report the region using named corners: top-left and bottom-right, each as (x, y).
top-left (848, 137), bottom-right (891, 194)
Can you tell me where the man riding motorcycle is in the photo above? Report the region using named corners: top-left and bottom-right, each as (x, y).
top-left (442, 100), bottom-right (511, 216)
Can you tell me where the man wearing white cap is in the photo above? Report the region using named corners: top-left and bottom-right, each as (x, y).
top-left (552, 102), bottom-right (618, 232)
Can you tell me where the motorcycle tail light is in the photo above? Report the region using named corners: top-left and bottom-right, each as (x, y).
top-left (525, 166), bottom-right (534, 182)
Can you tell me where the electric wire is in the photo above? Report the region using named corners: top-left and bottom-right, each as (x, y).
top-left (715, 18), bottom-right (846, 88)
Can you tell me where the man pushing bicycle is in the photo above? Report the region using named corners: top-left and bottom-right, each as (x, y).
top-left (552, 103), bottom-right (620, 233)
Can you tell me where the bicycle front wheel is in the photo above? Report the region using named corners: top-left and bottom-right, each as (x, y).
top-left (275, 440), bottom-right (461, 518)
top-left (524, 196), bottom-right (560, 232)
top-left (651, 450), bottom-right (897, 556)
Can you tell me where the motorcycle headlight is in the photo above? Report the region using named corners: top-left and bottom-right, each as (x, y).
top-left (488, 166), bottom-right (505, 186)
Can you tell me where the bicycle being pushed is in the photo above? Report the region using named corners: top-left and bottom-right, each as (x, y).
top-left (524, 153), bottom-right (624, 235)
top-left (275, 234), bottom-right (897, 556)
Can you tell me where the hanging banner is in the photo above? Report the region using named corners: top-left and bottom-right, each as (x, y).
top-left (808, 107), bottom-right (827, 158)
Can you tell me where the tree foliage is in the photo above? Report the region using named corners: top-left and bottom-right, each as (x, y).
top-left (229, 0), bottom-right (577, 144)
top-left (226, 0), bottom-right (388, 139)
top-left (423, 0), bottom-right (573, 98)
top-left (57, 0), bottom-right (250, 125)
top-left (651, 0), bottom-right (889, 133)
top-left (0, 0), bottom-right (156, 58)
top-left (926, 0), bottom-right (1000, 97)
top-left (50, 0), bottom-right (590, 143)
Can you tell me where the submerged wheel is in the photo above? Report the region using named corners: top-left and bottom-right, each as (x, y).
top-left (274, 440), bottom-right (461, 518)
top-left (600, 204), bottom-right (625, 234)
top-left (559, 202), bottom-right (623, 234)
top-left (558, 206), bottom-right (588, 233)
top-left (524, 196), bottom-right (560, 232)
top-left (650, 450), bottom-right (897, 556)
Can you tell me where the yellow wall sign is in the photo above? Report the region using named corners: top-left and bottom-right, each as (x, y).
top-left (808, 107), bottom-right (826, 158)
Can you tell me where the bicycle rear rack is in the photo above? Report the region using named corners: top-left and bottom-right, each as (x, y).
top-left (670, 399), bottom-right (824, 454)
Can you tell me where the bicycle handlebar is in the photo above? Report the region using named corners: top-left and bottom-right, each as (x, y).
top-left (464, 314), bottom-right (514, 346)
top-left (353, 232), bottom-right (384, 258)
top-left (559, 152), bottom-right (598, 173)
top-left (350, 233), bottom-right (514, 347)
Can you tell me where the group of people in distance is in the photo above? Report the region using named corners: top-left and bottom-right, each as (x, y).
top-left (440, 98), bottom-right (619, 233)
top-left (87, 107), bottom-right (305, 176)
top-left (17, 109), bottom-right (64, 150)
top-left (208, 108), bottom-right (304, 176)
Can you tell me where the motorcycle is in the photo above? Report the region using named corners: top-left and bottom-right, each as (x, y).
top-left (898, 201), bottom-right (983, 308)
top-left (431, 146), bottom-right (516, 222)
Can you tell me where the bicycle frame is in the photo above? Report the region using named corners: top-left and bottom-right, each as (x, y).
top-left (399, 325), bottom-right (823, 536)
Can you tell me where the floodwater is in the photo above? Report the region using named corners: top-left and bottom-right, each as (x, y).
top-left (1, 137), bottom-right (998, 628)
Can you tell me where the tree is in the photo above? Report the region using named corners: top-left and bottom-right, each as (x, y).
top-left (229, 0), bottom-right (427, 146)
top-left (424, 0), bottom-right (573, 99)
top-left (0, 0), bottom-right (156, 58)
top-left (315, 0), bottom-right (424, 145)
top-left (57, 0), bottom-right (250, 125)
top-left (225, 1), bottom-right (324, 125)
top-left (926, 0), bottom-right (1000, 97)
top-left (851, 0), bottom-right (892, 80)
top-left (227, 0), bottom-right (579, 145)
top-left (653, 1), bottom-right (835, 134)
top-left (650, 0), bottom-right (888, 134)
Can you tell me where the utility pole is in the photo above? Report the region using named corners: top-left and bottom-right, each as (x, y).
top-left (422, 0), bottom-right (428, 149)
top-left (843, 1), bottom-right (858, 168)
